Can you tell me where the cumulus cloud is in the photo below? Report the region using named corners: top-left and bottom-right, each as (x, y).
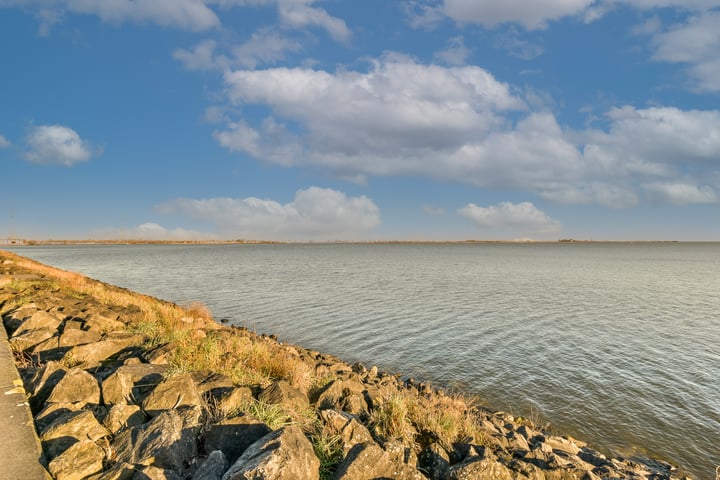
top-left (24, 125), bottom-right (97, 166)
top-left (0, 0), bottom-right (220, 31)
top-left (642, 182), bottom-right (718, 205)
top-left (649, 11), bottom-right (720, 91)
top-left (92, 223), bottom-right (217, 241)
top-left (277, 0), bottom-right (350, 42)
top-left (434, 0), bottom-right (720, 29)
top-left (442, 0), bottom-right (594, 29)
top-left (213, 56), bottom-right (720, 208)
top-left (458, 201), bottom-right (562, 234)
top-left (0, 134), bottom-right (10, 149)
top-left (155, 186), bottom-right (380, 240)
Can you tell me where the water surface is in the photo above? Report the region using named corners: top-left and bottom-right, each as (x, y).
top-left (10, 243), bottom-right (720, 478)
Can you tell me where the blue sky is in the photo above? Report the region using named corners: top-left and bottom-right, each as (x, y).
top-left (1, 0), bottom-right (720, 241)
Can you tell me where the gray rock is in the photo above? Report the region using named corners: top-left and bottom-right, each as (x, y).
top-left (192, 451), bottom-right (229, 480)
top-left (13, 310), bottom-right (63, 337)
top-left (222, 425), bottom-right (320, 480)
top-left (84, 313), bottom-right (125, 333)
top-left (10, 327), bottom-right (56, 352)
top-left (2, 304), bottom-right (39, 333)
top-left (41, 409), bottom-right (110, 459)
top-left (319, 409), bottom-right (374, 454)
top-left (444, 449), bottom-right (515, 480)
top-left (104, 403), bottom-right (146, 434)
top-left (418, 443), bottom-right (450, 480)
top-left (334, 442), bottom-right (425, 480)
top-left (59, 328), bottom-right (102, 347)
top-left (316, 379), bottom-right (369, 418)
top-left (258, 380), bottom-right (309, 413)
top-left (203, 415), bottom-right (272, 463)
top-left (27, 361), bottom-right (68, 412)
top-left (141, 373), bottom-right (203, 416)
top-left (86, 462), bottom-right (136, 480)
top-left (207, 386), bottom-right (253, 417)
top-left (65, 333), bottom-right (145, 366)
top-left (132, 466), bottom-right (182, 480)
top-left (102, 364), bottom-right (168, 405)
top-left (45, 367), bottom-right (101, 407)
top-left (48, 439), bottom-right (105, 480)
top-left (113, 410), bottom-right (199, 471)
top-left (35, 402), bottom-right (82, 432)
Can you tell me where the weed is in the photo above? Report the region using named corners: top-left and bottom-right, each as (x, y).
top-left (371, 393), bottom-right (416, 444)
top-left (242, 399), bottom-right (294, 430)
top-left (310, 429), bottom-right (344, 480)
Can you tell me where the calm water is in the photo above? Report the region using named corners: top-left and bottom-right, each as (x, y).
top-left (9, 243), bottom-right (720, 479)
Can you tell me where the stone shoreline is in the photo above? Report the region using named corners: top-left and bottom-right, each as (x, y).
top-left (0, 250), bottom-right (692, 480)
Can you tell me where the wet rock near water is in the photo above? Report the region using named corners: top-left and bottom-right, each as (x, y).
top-left (0, 251), bottom-right (694, 480)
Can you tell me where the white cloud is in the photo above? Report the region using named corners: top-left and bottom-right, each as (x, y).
top-left (442, 0), bottom-right (594, 29)
top-left (214, 56), bottom-right (720, 208)
top-left (0, 0), bottom-right (221, 31)
top-left (458, 201), bottom-right (562, 233)
top-left (174, 39), bottom-right (224, 71)
top-left (0, 135), bottom-right (10, 149)
top-left (404, 1), bottom-right (446, 29)
top-left (24, 125), bottom-right (97, 166)
top-left (156, 187), bottom-right (380, 240)
top-left (650, 11), bottom-right (720, 91)
top-left (174, 30), bottom-right (302, 72)
top-left (437, 0), bottom-right (720, 29)
top-left (92, 223), bottom-right (217, 241)
top-left (643, 182), bottom-right (718, 205)
top-left (36, 8), bottom-right (63, 35)
top-left (232, 28), bottom-right (303, 68)
top-left (278, 0), bottom-right (350, 42)
top-left (434, 36), bottom-right (471, 65)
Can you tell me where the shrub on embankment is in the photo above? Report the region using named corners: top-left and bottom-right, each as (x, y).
top-left (0, 250), bottom-right (690, 480)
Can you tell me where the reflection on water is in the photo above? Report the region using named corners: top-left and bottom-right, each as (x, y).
top-left (10, 243), bottom-right (720, 479)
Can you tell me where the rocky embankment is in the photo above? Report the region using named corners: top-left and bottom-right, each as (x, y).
top-left (0, 250), bottom-right (690, 480)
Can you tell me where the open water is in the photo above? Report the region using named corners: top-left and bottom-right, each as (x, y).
top-left (9, 243), bottom-right (720, 479)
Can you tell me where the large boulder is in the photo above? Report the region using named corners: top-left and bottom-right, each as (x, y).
top-left (418, 443), bottom-right (450, 480)
top-left (104, 404), bottom-right (146, 434)
top-left (334, 442), bottom-right (425, 480)
top-left (59, 328), bottom-right (102, 347)
top-left (65, 333), bottom-right (145, 366)
top-left (2, 304), bottom-right (40, 333)
top-left (203, 415), bottom-right (272, 463)
top-left (45, 367), bottom-right (101, 407)
top-left (84, 312), bottom-right (126, 334)
top-left (9, 327), bottom-right (56, 352)
top-left (112, 409), bottom-right (199, 471)
top-left (319, 409), bottom-right (374, 454)
top-left (316, 379), bottom-right (369, 418)
top-left (102, 364), bottom-right (168, 405)
top-left (258, 380), bottom-right (309, 413)
top-left (13, 310), bottom-right (63, 337)
top-left (444, 448), bottom-right (515, 480)
top-left (141, 373), bottom-right (203, 416)
top-left (41, 409), bottom-right (110, 459)
top-left (207, 387), bottom-right (253, 417)
top-left (222, 426), bottom-right (320, 480)
top-left (48, 439), bottom-right (105, 480)
top-left (192, 451), bottom-right (229, 480)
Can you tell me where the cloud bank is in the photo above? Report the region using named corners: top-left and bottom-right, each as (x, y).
top-left (213, 56), bottom-right (720, 207)
top-left (156, 186), bottom-right (380, 240)
top-left (458, 201), bottom-right (562, 234)
top-left (92, 223), bottom-right (217, 241)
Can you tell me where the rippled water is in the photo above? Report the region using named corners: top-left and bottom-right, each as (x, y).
top-left (9, 243), bottom-right (720, 479)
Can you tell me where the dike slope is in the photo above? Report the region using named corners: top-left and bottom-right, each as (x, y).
top-left (0, 249), bottom-right (692, 480)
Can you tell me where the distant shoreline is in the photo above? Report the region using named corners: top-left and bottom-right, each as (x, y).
top-left (1, 238), bottom-right (702, 246)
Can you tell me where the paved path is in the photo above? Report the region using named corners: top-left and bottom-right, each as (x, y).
top-left (0, 323), bottom-right (51, 480)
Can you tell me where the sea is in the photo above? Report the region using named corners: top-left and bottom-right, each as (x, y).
top-left (7, 242), bottom-right (719, 479)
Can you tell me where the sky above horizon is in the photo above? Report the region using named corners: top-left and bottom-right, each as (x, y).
top-left (1, 0), bottom-right (720, 241)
